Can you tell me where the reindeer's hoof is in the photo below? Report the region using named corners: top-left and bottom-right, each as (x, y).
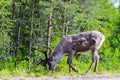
top-left (94, 69), bottom-right (98, 73)
top-left (72, 68), bottom-right (78, 72)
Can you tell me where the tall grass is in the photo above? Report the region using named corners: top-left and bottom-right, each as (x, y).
top-left (0, 50), bottom-right (120, 77)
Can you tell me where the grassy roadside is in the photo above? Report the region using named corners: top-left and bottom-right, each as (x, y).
top-left (0, 56), bottom-right (120, 77)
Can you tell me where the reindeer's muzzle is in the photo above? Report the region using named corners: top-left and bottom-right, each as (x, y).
top-left (48, 52), bottom-right (65, 71)
top-left (49, 61), bottom-right (56, 71)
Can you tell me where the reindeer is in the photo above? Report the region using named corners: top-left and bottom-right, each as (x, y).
top-left (49, 31), bottom-right (105, 73)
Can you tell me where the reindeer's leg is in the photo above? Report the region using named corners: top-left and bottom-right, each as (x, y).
top-left (94, 51), bottom-right (99, 72)
top-left (69, 60), bottom-right (72, 73)
top-left (67, 51), bottom-right (78, 72)
top-left (86, 53), bottom-right (95, 73)
top-left (67, 54), bottom-right (73, 73)
top-left (86, 49), bottom-right (99, 73)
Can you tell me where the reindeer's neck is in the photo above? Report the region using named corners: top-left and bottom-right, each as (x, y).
top-left (55, 44), bottom-right (63, 53)
top-left (54, 39), bottom-right (64, 54)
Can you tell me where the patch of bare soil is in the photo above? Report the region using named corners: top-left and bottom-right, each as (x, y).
top-left (1, 74), bottom-right (120, 80)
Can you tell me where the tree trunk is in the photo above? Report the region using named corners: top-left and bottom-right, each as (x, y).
top-left (28, 0), bottom-right (34, 71)
top-left (1, 5), bottom-right (6, 69)
top-left (2, 23), bottom-right (6, 69)
top-left (10, 0), bottom-right (16, 57)
top-left (62, 0), bottom-right (68, 36)
top-left (46, 0), bottom-right (53, 59)
top-left (12, 0), bottom-right (15, 20)
top-left (14, 0), bottom-right (22, 68)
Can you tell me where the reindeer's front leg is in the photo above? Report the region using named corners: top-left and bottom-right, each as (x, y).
top-left (67, 51), bottom-right (78, 72)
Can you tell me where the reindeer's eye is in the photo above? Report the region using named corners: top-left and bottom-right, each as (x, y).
top-left (52, 53), bottom-right (56, 56)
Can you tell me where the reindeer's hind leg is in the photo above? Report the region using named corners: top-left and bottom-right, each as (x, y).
top-left (86, 53), bottom-right (95, 73)
top-left (94, 51), bottom-right (99, 72)
top-left (86, 49), bottom-right (99, 73)
top-left (67, 51), bottom-right (78, 72)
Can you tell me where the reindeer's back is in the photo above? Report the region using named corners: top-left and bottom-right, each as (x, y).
top-left (62, 31), bottom-right (105, 53)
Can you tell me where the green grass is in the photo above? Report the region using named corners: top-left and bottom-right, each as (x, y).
top-left (0, 54), bottom-right (120, 77)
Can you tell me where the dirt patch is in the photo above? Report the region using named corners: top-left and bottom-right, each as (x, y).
top-left (1, 74), bottom-right (120, 80)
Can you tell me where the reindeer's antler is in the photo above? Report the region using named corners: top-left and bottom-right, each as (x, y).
top-left (32, 46), bottom-right (52, 68)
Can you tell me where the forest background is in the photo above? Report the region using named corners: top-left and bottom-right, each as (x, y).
top-left (0, 0), bottom-right (120, 76)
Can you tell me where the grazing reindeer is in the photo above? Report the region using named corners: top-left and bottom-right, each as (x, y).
top-left (49, 31), bottom-right (105, 73)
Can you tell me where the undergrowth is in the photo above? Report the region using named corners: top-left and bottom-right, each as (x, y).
top-left (0, 53), bottom-right (120, 77)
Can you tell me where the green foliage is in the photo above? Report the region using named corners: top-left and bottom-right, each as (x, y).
top-left (0, 0), bottom-right (120, 76)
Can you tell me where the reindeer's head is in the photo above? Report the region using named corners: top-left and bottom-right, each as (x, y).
top-left (48, 38), bottom-right (66, 71)
top-left (49, 52), bottom-right (57, 71)
top-left (49, 50), bottom-right (65, 71)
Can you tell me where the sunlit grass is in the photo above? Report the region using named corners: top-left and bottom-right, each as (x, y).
top-left (0, 54), bottom-right (120, 77)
